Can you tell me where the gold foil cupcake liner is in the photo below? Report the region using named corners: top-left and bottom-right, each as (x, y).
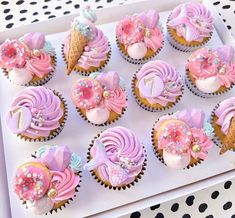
top-left (131, 70), bottom-right (184, 112)
top-left (61, 43), bottom-right (111, 76)
top-left (3, 55), bottom-right (57, 86)
top-left (166, 15), bottom-right (213, 52)
top-left (185, 68), bottom-right (233, 98)
top-left (17, 90), bottom-right (68, 142)
top-left (151, 118), bottom-right (203, 169)
top-left (86, 132), bottom-right (147, 190)
top-left (116, 37), bottom-right (164, 65)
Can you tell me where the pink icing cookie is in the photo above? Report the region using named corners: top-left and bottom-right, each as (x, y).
top-left (13, 162), bottom-right (51, 201)
top-left (71, 78), bottom-right (103, 109)
top-left (158, 120), bottom-right (192, 154)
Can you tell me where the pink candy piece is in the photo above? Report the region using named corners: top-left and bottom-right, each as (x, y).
top-left (23, 32), bottom-right (46, 50)
top-left (158, 120), bottom-right (192, 155)
top-left (6, 106), bottom-right (32, 134)
top-left (0, 40), bottom-right (29, 69)
top-left (71, 78), bottom-right (103, 110)
top-left (13, 163), bottom-right (51, 201)
top-left (96, 71), bottom-right (120, 91)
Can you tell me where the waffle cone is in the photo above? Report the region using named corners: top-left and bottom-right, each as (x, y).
top-left (67, 30), bottom-right (88, 75)
top-left (220, 115), bottom-right (235, 154)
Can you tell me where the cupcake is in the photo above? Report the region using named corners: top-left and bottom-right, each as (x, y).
top-left (71, 71), bottom-right (127, 126)
top-left (13, 145), bottom-right (81, 214)
top-left (132, 60), bottom-right (183, 112)
top-left (0, 32), bottom-right (56, 86)
top-left (211, 97), bottom-right (235, 154)
top-left (62, 6), bottom-right (111, 76)
top-left (84, 126), bottom-right (146, 190)
top-left (167, 3), bottom-right (214, 52)
top-left (6, 86), bottom-right (67, 141)
top-left (116, 10), bottom-right (164, 64)
top-left (152, 109), bottom-right (213, 169)
top-left (185, 45), bottom-right (235, 98)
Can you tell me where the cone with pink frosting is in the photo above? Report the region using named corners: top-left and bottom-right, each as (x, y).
top-left (62, 6), bottom-right (111, 76)
top-left (13, 145), bottom-right (82, 215)
top-left (152, 109), bottom-right (214, 169)
top-left (0, 32), bottom-right (56, 86)
top-left (84, 126), bottom-right (147, 190)
top-left (6, 86), bottom-right (68, 142)
top-left (132, 60), bottom-right (184, 112)
top-left (210, 97), bottom-right (235, 154)
top-left (116, 10), bottom-right (164, 64)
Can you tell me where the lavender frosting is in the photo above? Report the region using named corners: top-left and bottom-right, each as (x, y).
top-left (168, 3), bottom-right (214, 42)
top-left (136, 60), bottom-right (182, 106)
top-left (215, 97), bottom-right (235, 134)
top-left (64, 27), bottom-right (110, 70)
top-left (84, 126), bottom-right (145, 187)
top-left (6, 86), bottom-right (63, 139)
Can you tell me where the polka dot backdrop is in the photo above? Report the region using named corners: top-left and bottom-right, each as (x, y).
top-left (0, 0), bottom-right (235, 218)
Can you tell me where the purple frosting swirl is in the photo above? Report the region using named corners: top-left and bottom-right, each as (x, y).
top-left (89, 126), bottom-right (145, 186)
top-left (215, 97), bottom-right (235, 134)
top-left (168, 3), bottom-right (214, 42)
top-left (6, 86), bottom-right (63, 139)
top-left (136, 60), bottom-right (182, 106)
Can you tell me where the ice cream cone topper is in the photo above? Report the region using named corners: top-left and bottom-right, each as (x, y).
top-left (67, 6), bottom-right (97, 75)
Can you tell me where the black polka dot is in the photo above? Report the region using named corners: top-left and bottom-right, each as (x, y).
top-left (30, 1), bottom-right (37, 5)
top-left (222, 5), bottom-right (231, 9)
top-left (198, 203), bottom-right (208, 213)
top-left (20, 9), bottom-right (27, 13)
top-left (6, 23), bottom-right (14, 29)
top-left (231, 215), bottom-right (235, 218)
top-left (44, 0), bottom-right (51, 2)
top-left (205, 215), bottom-right (214, 218)
top-left (48, 15), bottom-right (56, 19)
top-left (107, 0), bottom-right (113, 2)
top-left (171, 203), bottom-right (179, 212)
top-left (227, 25), bottom-right (232, 30)
top-left (4, 9), bottom-right (10, 13)
top-left (31, 19), bottom-right (39, 23)
top-left (63, 11), bottom-right (70, 15)
top-left (66, 0), bottom-right (72, 4)
top-left (150, 204), bottom-right (160, 210)
top-left (155, 213), bottom-right (164, 218)
top-left (95, 0), bottom-right (100, 2)
top-left (32, 12), bottom-right (38, 15)
top-left (1, 1), bottom-right (9, 5)
top-left (223, 201), bottom-right (232, 210)
top-left (42, 5), bottom-right (48, 9)
top-left (211, 191), bottom-right (219, 199)
top-left (182, 214), bottom-right (191, 218)
top-left (55, 6), bottom-right (61, 10)
top-left (97, 5), bottom-right (103, 9)
top-left (130, 211), bottom-right (141, 218)
top-left (223, 19), bottom-right (226, 22)
top-left (213, 1), bottom-right (220, 5)
top-left (16, 0), bottom-right (24, 5)
top-left (20, 17), bottom-right (26, 21)
top-left (5, 14), bottom-right (13, 20)
top-left (74, 4), bottom-right (80, 9)
top-left (44, 11), bottom-right (51, 15)
top-left (185, 195), bottom-right (195, 206)
top-left (224, 181), bottom-right (232, 189)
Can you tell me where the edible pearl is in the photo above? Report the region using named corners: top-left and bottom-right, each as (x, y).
top-left (145, 30), bottom-right (151, 38)
top-left (47, 188), bottom-right (57, 198)
top-left (219, 66), bottom-right (226, 75)
top-left (192, 144), bottom-right (201, 153)
top-left (33, 49), bottom-right (41, 56)
top-left (103, 90), bottom-right (110, 98)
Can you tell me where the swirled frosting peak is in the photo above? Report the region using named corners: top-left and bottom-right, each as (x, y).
top-left (84, 126), bottom-right (145, 187)
top-left (136, 60), bottom-right (182, 106)
top-left (168, 3), bottom-right (214, 42)
top-left (6, 86), bottom-right (63, 139)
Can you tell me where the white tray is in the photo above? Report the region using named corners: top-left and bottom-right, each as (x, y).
top-left (0, 0), bottom-right (235, 218)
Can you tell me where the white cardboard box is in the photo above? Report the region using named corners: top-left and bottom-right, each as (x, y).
top-left (0, 1), bottom-right (235, 218)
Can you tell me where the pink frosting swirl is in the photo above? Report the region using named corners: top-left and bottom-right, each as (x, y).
top-left (26, 52), bottom-right (53, 78)
top-left (215, 97), bottom-right (235, 134)
top-left (186, 47), bottom-right (235, 88)
top-left (136, 60), bottom-right (182, 106)
top-left (87, 126), bottom-right (145, 187)
top-left (49, 168), bottom-right (80, 203)
top-left (168, 3), bottom-right (214, 42)
top-left (104, 88), bottom-right (127, 114)
top-left (64, 27), bottom-right (110, 70)
top-left (8, 86), bottom-right (63, 139)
